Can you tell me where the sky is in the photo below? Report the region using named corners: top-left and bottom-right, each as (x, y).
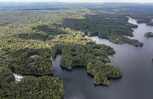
top-left (0, 0), bottom-right (153, 3)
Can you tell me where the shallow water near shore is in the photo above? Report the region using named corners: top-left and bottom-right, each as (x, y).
top-left (52, 17), bottom-right (153, 99)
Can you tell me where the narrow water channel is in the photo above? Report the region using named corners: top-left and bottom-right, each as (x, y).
top-left (52, 17), bottom-right (153, 99)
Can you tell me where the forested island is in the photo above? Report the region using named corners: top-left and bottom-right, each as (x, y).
top-left (0, 3), bottom-right (153, 99)
top-left (145, 32), bottom-right (153, 38)
top-left (51, 34), bottom-right (121, 85)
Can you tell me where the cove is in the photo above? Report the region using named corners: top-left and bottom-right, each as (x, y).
top-left (52, 17), bottom-right (153, 99)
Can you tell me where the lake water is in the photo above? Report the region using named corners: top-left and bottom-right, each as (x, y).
top-left (52, 17), bottom-right (153, 99)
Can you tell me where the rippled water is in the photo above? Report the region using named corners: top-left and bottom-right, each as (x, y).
top-left (52, 17), bottom-right (153, 99)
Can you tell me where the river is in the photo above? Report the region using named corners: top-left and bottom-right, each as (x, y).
top-left (52, 17), bottom-right (153, 99)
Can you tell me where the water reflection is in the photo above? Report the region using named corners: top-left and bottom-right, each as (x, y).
top-left (128, 17), bottom-right (138, 25)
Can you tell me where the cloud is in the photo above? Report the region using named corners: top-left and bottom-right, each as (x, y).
top-left (0, 0), bottom-right (153, 3)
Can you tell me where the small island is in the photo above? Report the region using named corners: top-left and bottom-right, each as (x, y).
top-left (144, 32), bottom-right (153, 38)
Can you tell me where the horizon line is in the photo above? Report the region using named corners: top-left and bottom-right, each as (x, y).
top-left (0, 1), bottom-right (153, 4)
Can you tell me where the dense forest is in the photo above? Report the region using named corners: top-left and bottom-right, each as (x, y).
top-left (0, 3), bottom-right (153, 99)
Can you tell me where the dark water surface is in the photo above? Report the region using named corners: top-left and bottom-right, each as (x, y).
top-left (52, 17), bottom-right (153, 99)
